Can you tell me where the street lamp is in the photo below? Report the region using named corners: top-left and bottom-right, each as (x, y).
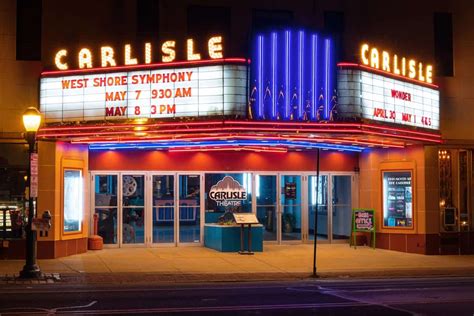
top-left (19, 107), bottom-right (42, 278)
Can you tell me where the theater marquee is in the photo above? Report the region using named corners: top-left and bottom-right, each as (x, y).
top-left (40, 62), bottom-right (247, 122)
top-left (337, 66), bottom-right (440, 130)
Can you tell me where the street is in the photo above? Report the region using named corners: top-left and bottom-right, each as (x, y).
top-left (0, 277), bottom-right (473, 315)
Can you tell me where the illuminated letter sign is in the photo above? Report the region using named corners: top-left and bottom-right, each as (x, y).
top-left (52, 36), bottom-right (224, 70)
top-left (359, 43), bottom-right (434, 84)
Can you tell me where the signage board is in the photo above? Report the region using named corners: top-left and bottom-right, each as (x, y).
top-left (31, 218), bottom-right (51, 231)
top-left (284, 182), bottom-right (297, 200)
top-left (233, 213), bottom-right (259, 225)
top-left (353, 209), bottom-right (375, 232)
top-left (350, 208), bottom-right (376, 249)
top-left (443, 207), bottom-right (456, 226)
top-left (209, 176), bottom-right (248, 207)
top-left (338, 69), bottom-right (439, 130)
top-left (382, 171), bottom-right (413, 228)
top-left (40, 63), bottom-right (247, 122)
top-left (30, 153), bottom-right (38, 198)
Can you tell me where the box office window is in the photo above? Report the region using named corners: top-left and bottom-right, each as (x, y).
top-left (63, 170), bottom-right (83, 233)
top-left (382, 171), bottom-right (413, 228)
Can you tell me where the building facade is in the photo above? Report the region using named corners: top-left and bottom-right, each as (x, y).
top-left (0, 0), bottom-right (473, 258)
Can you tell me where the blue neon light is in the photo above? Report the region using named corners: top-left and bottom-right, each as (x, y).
top-left (89, 139), bottom-right (363, 152)
top-left (257, 35), bottom-right (264, 119)
top-left (298, 31), bottom-right (304, 120)
top-left (271, 32), bottom-right (277, 119)
top-left (250, 29), bottom-right (335, 122)
top-left (325, 39), bottom-right (330, 119)
top-left (311, 34), bottom-right (318, 120)
top-left (285, 31), bottom-right (291, 120)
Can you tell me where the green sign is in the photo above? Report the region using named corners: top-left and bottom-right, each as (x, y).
top-left (350, 209), bottom-right (376, 249)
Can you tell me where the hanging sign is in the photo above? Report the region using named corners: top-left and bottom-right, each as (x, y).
top-left (30, 153), bottom-right (38, 198)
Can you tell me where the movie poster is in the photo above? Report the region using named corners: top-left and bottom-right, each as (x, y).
top-left (383, 171), bottom-right (413, 228)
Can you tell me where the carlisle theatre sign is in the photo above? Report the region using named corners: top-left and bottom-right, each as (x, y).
top-left (40, 36), bottom-right (248, 123)
top-left (337, 43), bottom-right (440, 130)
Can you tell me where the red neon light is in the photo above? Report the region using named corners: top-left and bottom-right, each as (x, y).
top-left (38, 120), bottom-right (442, 144)
top-left (337, 62), bottom-right (439, 89)
top-left (361, 124), bottom-right (441, 138)
top-left (39, 120), bottom-right (441, 139)
top-left (41, 58), bottom-right (248, 77)
top-left (169, 146), bottom-right (287, 153)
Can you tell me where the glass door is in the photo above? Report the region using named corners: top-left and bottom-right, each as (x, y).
top-left (120, 174), bottom-right (146, 245)
top-left (331, 175), bottom-right (352, 240)
top-left (152, 174), bottom-right (175, 244)
top-left (93, 174), bottom-right (118, 245)
top-left (308, 175), bottom-right (329, 241)
top-left (178, 174), bottom-right (202, 244)
top-left (256, 175), bottom-right (277, 241)
top-left (280, 175), bottom-right (302, 241)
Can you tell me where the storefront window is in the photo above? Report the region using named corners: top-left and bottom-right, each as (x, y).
top-left (63, 169), bottom-right (83, 233)
top-left (382, 171), bottom-right (413, 228)
top-left (204, 173), bottom-right (252, 222)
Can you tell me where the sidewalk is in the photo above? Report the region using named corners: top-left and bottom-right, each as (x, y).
top-left (2, 244), bottom-right (474, 284)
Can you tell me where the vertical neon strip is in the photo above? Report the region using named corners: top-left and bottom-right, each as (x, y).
top-left (298, 31), bottom-right (304, 119)
top-left (257, 35), bottom-right (263, 119)
top-left (271, 32), bottom-right (277, 119)
top-left (311, 34), bottom-right (318, 120)
top-left (285, 31), bottom-right (290, 120)
top-left (324, 39), bottom-right (330, 119)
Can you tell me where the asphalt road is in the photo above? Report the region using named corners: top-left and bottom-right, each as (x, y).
top-left (0, 277), bottom-right (474, 315)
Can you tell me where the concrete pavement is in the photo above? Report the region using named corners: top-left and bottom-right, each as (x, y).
top-left (2, 244), bottom-right (474, 284)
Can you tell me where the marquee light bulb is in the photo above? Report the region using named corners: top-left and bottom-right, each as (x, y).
top-left (101, 46), bottom-right (116, 67)
top-left (78, 48), bottom-right (92, 69)
top-left (162, 41), bottom-right (176, 62)
top-left (55, 49), bottom-right (68, 70)
top-left (360, 43), bottom-right (369, 65)
top-left (145, 43), bottom-right (152, 64)
top-left (187, 39), bottom-right (201, 61)
top-left (208, 36), bottom-right (223, 59)
top-left (125, 44), bottom-right (138, 65)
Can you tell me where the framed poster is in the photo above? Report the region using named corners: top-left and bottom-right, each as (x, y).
top-left (382, 170), bottom-right (413, 228)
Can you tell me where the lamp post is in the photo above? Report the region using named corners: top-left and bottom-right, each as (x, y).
top-left (19, 107), bottom-right (42, 278)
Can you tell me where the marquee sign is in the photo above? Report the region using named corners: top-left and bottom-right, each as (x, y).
top-left (40, 62), bottom-right (248, 122)
top-left (360, 43), bottom-right (434, 85)
top-left (337, 67), bottom-right (440, 130)
top-left (53, 36), bottom-right (223, 70)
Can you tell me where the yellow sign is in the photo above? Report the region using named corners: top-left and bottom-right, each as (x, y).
top-left (54, 36), bottom-right (223, 70)
top-left (360, 43), bottom-right (433, 84)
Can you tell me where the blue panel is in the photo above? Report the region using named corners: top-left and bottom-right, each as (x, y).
top-left (204, 225), bottom-right (264, 252)
top-left (250, 29), bottom-right (335, 122)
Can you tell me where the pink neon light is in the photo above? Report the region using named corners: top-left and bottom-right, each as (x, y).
top-left (38, 119), bottom-right (442, 144)
top-left (337, 62), bottom-right (439, 89)
top-left (41, 58), bottom-right (248, 77)
top-left (169, 146), bottom-right (287, 153)
top-left (361, 124), bottom-right (442, 138)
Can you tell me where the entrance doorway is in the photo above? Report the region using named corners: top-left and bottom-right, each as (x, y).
top-left (92, 171), bottom-right (355, 247)
top-left (92, 172), bottom-right (203, 247)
